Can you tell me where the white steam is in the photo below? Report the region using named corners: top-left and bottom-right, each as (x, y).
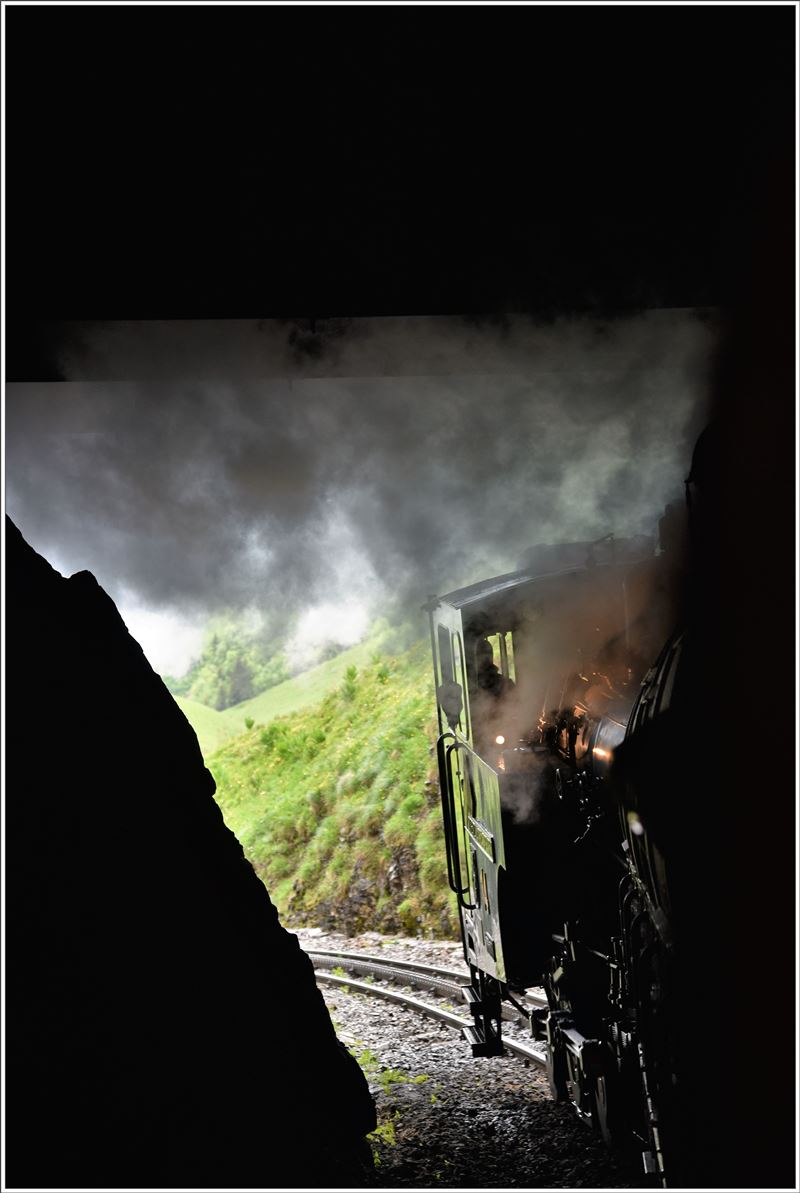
top-left (5, 311), bottom-right (715, 667)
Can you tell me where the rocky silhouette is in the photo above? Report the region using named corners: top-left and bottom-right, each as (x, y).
top-left (5, 517), bottom-right (376, 1188)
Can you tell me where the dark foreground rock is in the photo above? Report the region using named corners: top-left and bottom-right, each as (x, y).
top-left (5, 518), bottom-right (375, 1189)
top-left (321, 983), bottom-right (641, 1188)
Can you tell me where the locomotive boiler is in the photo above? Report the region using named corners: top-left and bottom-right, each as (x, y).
top-left (426, 520), bottom-right (685, 1182)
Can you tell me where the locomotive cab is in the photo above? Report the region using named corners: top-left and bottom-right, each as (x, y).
top-left (427, 535), bottom-right (676, 1058)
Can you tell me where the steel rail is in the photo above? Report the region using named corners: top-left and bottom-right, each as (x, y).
top-left (306, 949), bottom-right (547, 1016)
top-left (315, 969), bottom-right (548, 1069)
top-left (306, 948), bottom-right (470, 984)
top-left (315, 970), bottom-right (474, 1029)
top-left (307, 951), bottom-right (467, 998)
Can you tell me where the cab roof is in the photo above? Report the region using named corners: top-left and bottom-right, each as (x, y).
top-left (428, 535), bottom-right (656, 618)
top-left (431, 566), bottom-right (582, 614)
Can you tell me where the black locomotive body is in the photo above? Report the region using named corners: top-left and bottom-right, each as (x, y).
top-left (426, 531), bottom-right (684, 1181)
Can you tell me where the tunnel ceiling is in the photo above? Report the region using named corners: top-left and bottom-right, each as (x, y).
top-left (6, 5), bottom-right (794, 379)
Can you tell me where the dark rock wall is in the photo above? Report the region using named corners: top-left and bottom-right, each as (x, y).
top-left (6, 517), bottom-right (375, 1188)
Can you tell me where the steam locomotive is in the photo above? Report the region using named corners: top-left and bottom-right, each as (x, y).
top-left (425, 513), bottom-right (687, 1183)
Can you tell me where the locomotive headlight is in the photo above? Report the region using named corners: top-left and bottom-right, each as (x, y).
top-left (495, 734), bottom-right (505, 745)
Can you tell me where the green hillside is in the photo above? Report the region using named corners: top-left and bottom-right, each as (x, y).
top-left (175, 637), bottom-right (383, 760)
top-left (208, 641), bottom-right (458, 938)
top-left (173, 696), bottom-right (240, 759)
top-left (229, 637), bottom-right (384, 724)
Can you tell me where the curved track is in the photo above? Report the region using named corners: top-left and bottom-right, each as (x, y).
top-left (309, 949), bottom-right (548, 1070)
top-left (307, 948), bottom-right (547, 1015)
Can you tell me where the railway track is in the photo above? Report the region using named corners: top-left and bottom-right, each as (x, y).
top-left (308, 949), bottom-right (548, 1070)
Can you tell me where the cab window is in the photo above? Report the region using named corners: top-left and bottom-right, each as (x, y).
top-left (486, 631), bottom-right (516, 682)
top-left (452, 632), bottom-right (470, 737)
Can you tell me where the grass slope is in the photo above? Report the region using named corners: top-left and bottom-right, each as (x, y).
top-left (229, 637), bottom-right (383, 725)
top-left (173, 696), bottom-right (240, 759)
top-left (175, 637), bottom-right (383, 760)
top-left (208, 641), bottom-right (458, 938)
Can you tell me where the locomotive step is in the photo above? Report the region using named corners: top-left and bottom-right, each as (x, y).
top-left (462, 1024), bottom-right (505, 1058)
top-left (461, 984), bottom-right (481, 1013)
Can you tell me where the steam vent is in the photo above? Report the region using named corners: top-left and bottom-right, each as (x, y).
top-left (5, 517), bottom-right (376, 1188)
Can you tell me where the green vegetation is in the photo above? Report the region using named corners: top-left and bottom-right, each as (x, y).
top-left (208, 641), bottom-right (458, 937)
top-left (165, 617), bottom-right (290, 710)
top-left (176, 637), bottom-right (384, 760)
top-left (228, 637), bottom-right (387, 726)
top-left (358, 1051), bottom-right (428, 1098)
top-left (368, 1111), bottom-right (400, 1159)
top-left (173, 696), bottom-right (241, 758)
top-left (165, 612), bottom-right (411, 714)
top-left (349, 1046), bottom-right (431, 1167)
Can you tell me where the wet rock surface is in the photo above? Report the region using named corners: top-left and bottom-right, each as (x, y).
top-left (290, 844), bottom-right (454, 938)
top-left (299, 930), bottom-right (642, 1188)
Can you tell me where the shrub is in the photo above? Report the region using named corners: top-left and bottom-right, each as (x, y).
top-left (356, 803), bottom-right (385, 835)
top-left (383, 809), bottom-right (417, 848)
top-left (396, 898), bottom-right (421, 933)
top-left (307, 790), bottom-right (326, 817)
top-left (401, 792), bottom-right (425, 817)
top-left (336, 770), bottom-right (357, 796)
top-left (260, 724), bottom-right (280, 750)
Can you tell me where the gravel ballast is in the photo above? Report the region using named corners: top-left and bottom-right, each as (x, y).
top-left (295, 929), bottom-right (643, 1188)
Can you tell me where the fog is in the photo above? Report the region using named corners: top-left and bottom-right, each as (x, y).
top-left (5, 312), bottom-right (715, 674)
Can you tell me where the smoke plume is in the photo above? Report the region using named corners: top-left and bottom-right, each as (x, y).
top-left (5, 312), bottom-right (715, 666)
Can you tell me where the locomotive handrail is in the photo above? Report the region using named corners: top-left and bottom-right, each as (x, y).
top-left (438, 734), bottom-right (468, 901)
top-left (437, 733), bottom-right (476, 909)
top-left (448, 741), bottom-right (478, 910)
top-left (437, 732), bottom-right (460, 895)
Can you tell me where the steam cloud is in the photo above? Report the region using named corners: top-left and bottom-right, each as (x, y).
top-left (5, 312), bottom-right (714, 658)
top-left (501, 764), bottom-right (551, 827)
